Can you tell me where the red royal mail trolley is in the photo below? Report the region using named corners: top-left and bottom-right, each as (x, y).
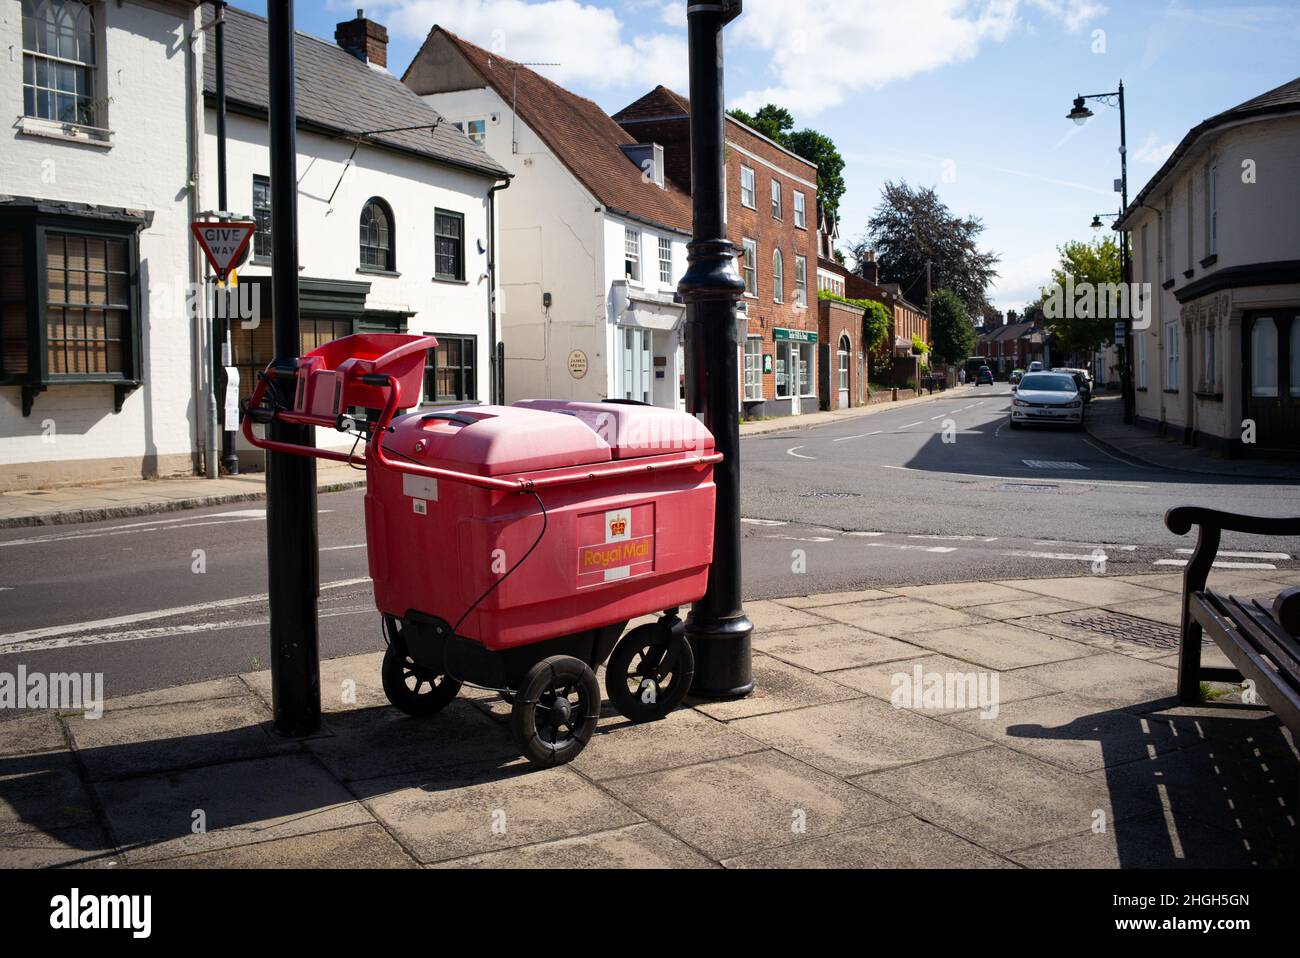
top-left (243, 333), bottom-right (720, 767)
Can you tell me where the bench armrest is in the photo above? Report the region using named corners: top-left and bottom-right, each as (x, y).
top-left (1165, 506), bottom-right (1300, 538)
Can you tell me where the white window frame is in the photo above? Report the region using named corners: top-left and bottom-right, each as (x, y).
top-left (1200, 324), bottom-right (1217, 392)
top-left (1136, 328), bottom-right (1147, 389)
top-left (743, 335), bottom-right (763, 401)
top-left (772, 249), bottom-right (784, 304)
top-left (837, 336), bottom-right (850, 392)
top-left (619, 326), bottom-right (652, 403)
top-left (740, 166), bottom-right (756, 209)
top-left (794, 255), bottom-right (807, 307)
top-left (1205, 163), bottom-right (1217, 257)
top-left (657, 236), bottom-right (672, 285)
top-left (741, 238), bottom-right (757, 297)
top-left (1251, 317), bottom-right (1278, 397)
top-left (20, 0), bottom-right (102, 129)
top-left (1164, 321), bottom-right (1180, 390)
top-left (771, 179), bottom-right (782, 219)
top-left (624, 226), bottom-right (641, 283)
top-left (793, 191), bottom-right (806, 229)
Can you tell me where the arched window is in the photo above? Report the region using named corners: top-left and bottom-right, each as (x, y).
top-left (1291, 319), bottom-right (1300, 397)
top-left (1250, 317), bottom-right (1278, 397)
top-left (359, 198), bottom-right (394, 271)
top-left (838, 334), bottom-right (851, 392)
top-left (772, 248), bottom-right (784, 303)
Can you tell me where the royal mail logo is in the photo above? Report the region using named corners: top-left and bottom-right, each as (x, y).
top-left (609, 516), bottom-right (627, 537)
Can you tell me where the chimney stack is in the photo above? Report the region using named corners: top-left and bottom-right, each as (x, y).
top-left (335, 9), bottom-right (388, 68)
top-left (859, 249), bottom-right (879, 284)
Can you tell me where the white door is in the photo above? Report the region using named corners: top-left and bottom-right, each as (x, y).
top-left (619, 327), bottom-right (651, 403)
top-left (837, 336), bottom-right (850, 409)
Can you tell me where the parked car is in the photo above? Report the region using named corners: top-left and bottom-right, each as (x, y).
top-left (976, 365), bottom-right (994, 386)
top-left (1052, 367), bottom-right (1093, 403)
top-left (1027, 360), bottom-right (1044, 373)
top-left (1009, 372), bottom-right (1085, 429)
top-left (1009, 369), bottom-right (1025, 385)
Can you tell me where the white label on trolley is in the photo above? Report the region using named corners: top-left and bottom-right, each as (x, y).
top-left (412, 499), bottom-right (427, 516)
top-left (403, 474), bottom-right (438, 502)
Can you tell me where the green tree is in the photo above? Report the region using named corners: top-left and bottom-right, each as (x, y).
top-left (852, 180), bottom-right (1000, 316)
top-left (1041, 236), bottom-right (1121, 355)
top-left (928, 288), bottom-right (976, 366)
top-left (728, 105), bottom-right (847, 220)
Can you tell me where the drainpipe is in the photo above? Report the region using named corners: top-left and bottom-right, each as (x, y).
top-left (487, 178), bottom-right (511, 404)
top-left (185, 10), bottom-right (208, 477)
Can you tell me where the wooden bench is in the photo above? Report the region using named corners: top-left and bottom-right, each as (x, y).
top-left (1165, 506), bottom-right (1300, 736)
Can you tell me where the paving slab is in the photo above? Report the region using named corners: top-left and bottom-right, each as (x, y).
top-left (936, 691), bottom-right (1194, 773)
top-left (1010, 612), bottom-right (1175, 661)
top-left (95, 753), bottom-right (373, 864)
top-left (242, 652), bottom-right (387, 715)
top-left (753, 623), bottom-right (924, 673)
top-left (434, 822), bottom-right (717, 869)
top-left (1084, 739), bottom-right (1297, 855)
top-left (1151, 645), bottom-right (1234, 672)
top-left (962, 596), bottom-right (1092, 620)
top-left (602, 749), bottom-right (903, 861)
top-left (775, 589), bottom-right (897, 609)
top-left (723, 814), bottom-right (1017, 869)
top-left (0, 749), bottom-right (97, 831)
top-left (891, 581), bottom-right (1035, 608)
top-left (137, 823), bottom-right (418, 869)
top-left (106, 677), bottom-right (250, 712)
top-left (0, 713), bottom-right (67, 756)
top-left (353, 765), bottom-right (640, 864)
top-left (997, 576), bottom-right (1168, 606)
top-left (854, 745), bottom-right (1156, 854)
top-left (741, 600), bottom-right (835, 632)
top-left (68, 695), bottom-right (288, 782)
top-left (690, 653), bottom-right (861, 721)
top-left (1103, 595), bottom-right (1184, 627)
top-left (729, 697), bottom-right (988, 777)
top-left (571, 708), bottom-right (766, 781)
top-left (0, 822), bottom-right (119, 868)
top-left (1012, 652), bottom-right (1180, 712)
top-left (908, 621), bottom-right (1097, 671)
top-left (1008, 812), bottom-right (1286, 868)
top-left (813, 596), bottom-right (989, 638)
top-left (305, 700), bottom-right (519, 782)
top-left (826, 654), bottom-right (1054, 713)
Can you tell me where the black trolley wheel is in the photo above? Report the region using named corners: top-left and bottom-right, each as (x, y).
top-left (380, 617), bottom-right (461, 717)
top-left (511, 655), bottom-right (600, 768)
top-left (605, 620), bottom-right (694, 723)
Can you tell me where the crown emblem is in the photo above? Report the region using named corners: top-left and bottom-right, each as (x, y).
top-left (609, 517), bottom-right (627, 537)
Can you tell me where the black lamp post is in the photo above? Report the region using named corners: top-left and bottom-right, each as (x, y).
top-left (1068, 81), bottom-right (1133, 424)
top-left (678, 0), bottom-right (753, 699)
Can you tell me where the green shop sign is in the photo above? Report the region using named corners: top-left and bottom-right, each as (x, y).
top-left (774, 328), bottom-right (818, 343)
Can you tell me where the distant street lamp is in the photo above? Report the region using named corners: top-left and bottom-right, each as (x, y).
top-left (1067, 81), bottom-right (1133, 424)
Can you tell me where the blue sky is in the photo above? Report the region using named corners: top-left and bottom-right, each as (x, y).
top-left (247, 1), bottom-right (1300, 311)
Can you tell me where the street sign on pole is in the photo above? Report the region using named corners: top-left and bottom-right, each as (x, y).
top-left (1114, 321), bottom-right (1126, 343)
top-left (191, 220), bottom-right (255, 282)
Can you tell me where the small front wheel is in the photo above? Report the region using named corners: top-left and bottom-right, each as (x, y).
top-left (381, 640), bottom-right (461, 717)
top-left (605, 621), bottom-right (694, 723)
top-left (512, 655), bottom-right (600, 768)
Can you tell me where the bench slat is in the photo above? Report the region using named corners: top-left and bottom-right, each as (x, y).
top-left (1234, 597), bottom-right (1300, 678)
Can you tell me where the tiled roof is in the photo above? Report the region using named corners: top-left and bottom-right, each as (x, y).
top-left (1120, 75), bottom-right (1300, 226)
top-left (204, 7), bottom-right (507, 179)
top-left (416, 30), bottom-right (693, 233)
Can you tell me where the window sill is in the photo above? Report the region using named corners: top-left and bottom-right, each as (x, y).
top-left (1161, 279), bottom-right (1175, 290)
top-left (357, 267), bottom-right (400, 278)
top-left (1194, 390), bottom-right (1223, 401)
top-left (432, 276), bottom-right (468, 285)
top-left (1182, 268), bottom-right (1194, 279)
top-left (1162, 388), bottom-right (1179, 394)
top-left (1199, 254), bottom-right (1218, 268)
top-left (17, 115), bottom-right (113, 148)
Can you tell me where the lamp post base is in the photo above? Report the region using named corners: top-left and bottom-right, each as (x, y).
top-left (685, 611), bottom-right (754, 699)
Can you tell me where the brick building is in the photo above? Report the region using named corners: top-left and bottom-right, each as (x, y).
top-left (614, 87), bottom-right (821, 418)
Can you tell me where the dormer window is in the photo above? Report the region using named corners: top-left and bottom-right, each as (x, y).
top-left (619, 143), bottom-right (665, 189)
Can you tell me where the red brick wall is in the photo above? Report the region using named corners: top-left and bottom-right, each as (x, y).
top-left (819, 298), bottom-right (864, 406)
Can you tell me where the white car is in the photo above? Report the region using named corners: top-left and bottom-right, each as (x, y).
top-left (1010, 372), bottom-right (1085, 430)
top-left (1027, 361), bottom-right (1044, 373)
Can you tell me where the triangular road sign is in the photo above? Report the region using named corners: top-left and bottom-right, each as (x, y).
top-left (192, 220), bottom-right (256, 282)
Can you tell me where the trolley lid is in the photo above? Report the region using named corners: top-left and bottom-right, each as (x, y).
top-left (387, 405), bottom-right (612, 477)
top-left (512, 400), bottom-right (715, 460)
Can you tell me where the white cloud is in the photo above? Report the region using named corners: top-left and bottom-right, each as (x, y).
top-left (659, 2), bottom-right (688, 28)
top-left (1132, 133), bottom-right (1177, 166)
top-left (372, 0), bottom-right (685, 90)
top-left (988, 247), bottom-right (1060, 309)
top-left (730, 0), bottom-right (1107, 116)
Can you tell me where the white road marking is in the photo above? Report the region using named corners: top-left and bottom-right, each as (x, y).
top-left (741, 518), bottom-right (788, 526)
top-left (864, 543), bottom-right (958, 554)
top-left (1033, 540), bottom-right (1136, 551)
top-left (786, 446), bottom-right (816, 460)
top-left (843, 531), bottom-right (886, 537)
top-left (994, 417), bottom-right (1008, 438)
top-left (1173, 548), bottom-right (1290, 560)
top-left (832, 430), bottom-right (882, 442)
top-left (0, 577), bottom-right (371, 647)
top-left (1006, 550), bottom-right (1108, 562)
top-left (1083, 438), bottom-right (1144, 467)
top-left (929, 414), bottom-right (946, 421)
top-left (1023, 460), bottom-right (1090, 470)
top-left (899, 421), bottom-right (925, 429)
top-left (875, 463), bottom-right (1150, 489)
top-left (763, 535), bottom-right (834, 543)
top-left (320, 544), bottom-right (366, 551)
top-left (1153, 559), bottom-right (1278, 570)
top-left (907, 534), bottom-right (998, 542)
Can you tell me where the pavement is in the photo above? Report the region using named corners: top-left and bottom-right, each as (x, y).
top-left (1084, 392), bottom-right (1300, 481)
top-left (2, 570), bottom-right (1295, 869)
top-left (0, 387), bottom-right (967, 529)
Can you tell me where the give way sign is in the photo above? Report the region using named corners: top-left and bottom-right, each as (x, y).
top-left (191, 220), bottom-right (256, 282)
